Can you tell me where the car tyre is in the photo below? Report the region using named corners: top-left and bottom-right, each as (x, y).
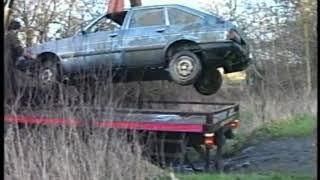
top-left (168, 51), bottom-right (202, 85)
top-left (194, 68), bottom-right (222, 95)
top-left (38, 59), bottom-right (61, 91)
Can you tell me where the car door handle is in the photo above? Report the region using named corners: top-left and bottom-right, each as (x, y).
top-left (109, 33), bottom-right (118, 37)
top-left (156, 28), bottom-right (166, 33)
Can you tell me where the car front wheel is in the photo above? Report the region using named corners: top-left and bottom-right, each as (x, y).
top-left (194, 69), bottom-right (223, 95)
top-left (38, 60), bottom-right (60, 90)
top-left (168, 51), bottom-right (202, 86)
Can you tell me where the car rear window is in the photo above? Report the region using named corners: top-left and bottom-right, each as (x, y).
top-left (168, 8), bottom-right (202, 25)
top-left (129, 8), bottom-right (165, 28)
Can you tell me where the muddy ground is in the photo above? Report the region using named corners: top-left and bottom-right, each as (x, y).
top-left (224, 136), bottom-right (317, 176)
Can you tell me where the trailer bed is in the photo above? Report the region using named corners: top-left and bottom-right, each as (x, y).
top-left (4, 100), bottom-right (241, 172)
top-left (5, 101), bottom-right (239, 133)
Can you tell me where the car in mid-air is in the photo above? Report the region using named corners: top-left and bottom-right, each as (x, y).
top-left (26, 4), bottom-right (251, 95)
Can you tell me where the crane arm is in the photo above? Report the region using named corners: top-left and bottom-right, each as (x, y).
top-left (107, 0), bottom-right (141, 14)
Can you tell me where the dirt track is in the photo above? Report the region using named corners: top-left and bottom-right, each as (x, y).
top-left (225, 136), bottom-right (317, 176)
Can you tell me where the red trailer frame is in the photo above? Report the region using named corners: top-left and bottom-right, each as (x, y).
top-left (4, 100), bottom-right (240, 171)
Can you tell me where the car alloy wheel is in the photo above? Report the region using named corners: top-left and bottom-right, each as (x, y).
top-left (169, 51), bottom-right (202, 86)
top-left (175, 56), bottom-right (194, 77)
top-left (40, 68), bottom-right (54, 85)
top-left (38, 60), bottom-right (60, 89)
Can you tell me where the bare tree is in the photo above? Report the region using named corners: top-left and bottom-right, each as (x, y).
top-left (11, 0), bottom-right (106, 45)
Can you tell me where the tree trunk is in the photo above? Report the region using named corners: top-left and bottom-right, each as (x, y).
top-left (301, 0), bottom-right (312, 96)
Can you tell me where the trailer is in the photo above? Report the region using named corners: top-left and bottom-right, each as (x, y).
top-left (4, 100), bottom-right (240, 172)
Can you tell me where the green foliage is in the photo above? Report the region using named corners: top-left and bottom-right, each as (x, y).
top-left (253, 113), bottom-right (316, 139)
top-left (170, 114), bottom-right (316, 180)
top-left (175, 172), bottom-right (314, 180)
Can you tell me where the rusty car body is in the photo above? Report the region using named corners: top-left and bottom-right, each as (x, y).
top-left (27, 4), bottom-right (251, 95)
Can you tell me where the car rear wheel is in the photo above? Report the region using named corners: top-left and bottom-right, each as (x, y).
top-left (168, 51), bottom-right (202, 85)
top-left (194, 69), bottom-right (223, 95)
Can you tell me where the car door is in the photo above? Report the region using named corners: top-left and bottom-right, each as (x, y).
top-left (121, 7), bottom-right (168, 68)
top-left (80, 16), bottom-right (121, 74)
top-left (48, 35), bottom-right (83, 74)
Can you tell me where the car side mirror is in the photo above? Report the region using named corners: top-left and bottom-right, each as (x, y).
top-left (80, 24), bottom-right (86, 35)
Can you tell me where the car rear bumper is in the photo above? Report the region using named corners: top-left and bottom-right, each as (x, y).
top-left (199, 41), bottom-right (251, 72)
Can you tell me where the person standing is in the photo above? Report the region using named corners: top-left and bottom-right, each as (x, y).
top-left (6, 20), bottom-right (24, 62)
top-left (4, 20), bottom-right (24, 104)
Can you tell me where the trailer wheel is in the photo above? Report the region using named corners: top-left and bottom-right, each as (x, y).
top-left (168, 51), bottom-right (202, 85)
top-left (194, 68), bottom-right (222, 95)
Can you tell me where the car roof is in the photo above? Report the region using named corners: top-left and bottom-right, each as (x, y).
top-left (107, 4), bottom-right (212, 24)
top-left (125, 4), bottom-right (193, 11)
top-left (122, 4), bottom-right (210, 18)
top-left (108, 4), bottom-right (185, 16)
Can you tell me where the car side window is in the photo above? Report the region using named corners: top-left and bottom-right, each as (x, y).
top-left (129, 8), bottom-right (165, 28)
top-left (168, 8), bottom-right (202, 25)
top-left (87, 17), bottom-right (120, 33)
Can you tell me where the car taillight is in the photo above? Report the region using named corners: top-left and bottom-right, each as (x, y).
top-left (226, 29), bottom-right (240, 42)
top-left (204, 133), bottom-right (216, 147)
top-left (227, 29), bottom-right (235, 39)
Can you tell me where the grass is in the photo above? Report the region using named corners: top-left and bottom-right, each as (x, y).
top-left (4, 72), bottom-right (317, 180)
top-left (224, 113), bottom-right (316, 156)
top-left (166, 113), bottom-right (317, 180)
top-left (175, 172), bottom-right (314, 180)
top-left (253, 113), bottom-right (316, 139)
top-left (4, 125), bottom-right (164, 180)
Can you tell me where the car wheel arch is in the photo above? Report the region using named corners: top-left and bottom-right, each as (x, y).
top-left (164, 39), bottom-right (205, 63)
top-left (37, 52), bottom-right (62, 63)
top-left (37, 52), bottom-right (64, 77)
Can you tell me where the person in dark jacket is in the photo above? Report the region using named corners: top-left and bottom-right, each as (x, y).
top-left (7, 20), bottom-right (36, 70)
top-left (6, 20), bottom-right (24, 62)
top-left (4, 20), bottom-right (25, 104)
